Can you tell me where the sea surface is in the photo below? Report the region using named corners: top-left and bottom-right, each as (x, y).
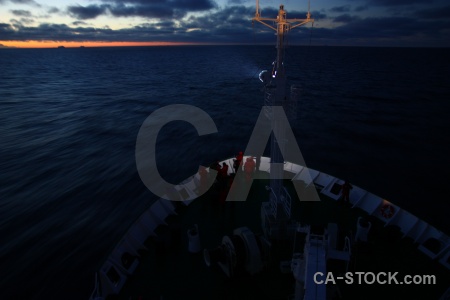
top-left (0, 45), bottom-right (449, 299)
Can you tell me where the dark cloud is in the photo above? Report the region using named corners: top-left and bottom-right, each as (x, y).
top-left (0, 43), bottom-right (9, 47)
top-left (9, 19), bottom-right (23, 27)
top-left (106, 0), bottom-right (216, 18)
top-left (100, 0), bottom-right (216, 10)
top-left (72, 21), bottom-right (88, 26)
top-left (415, 5), bottom-right (450, 19)
top-left (0, 0), bottom-right (38, 3)
top-left (10, 0), bottom-right (41, 6)
top-left (48, 7), bottom-right (60, 14)
top-left (10, 10), bottom-right (32, 17)
top-left (354, 5), bottom-right (368, 12)
top-left (20, 17), bottom-right (35, 24)
top-left (257, 7), bottom-right (326, 20)
top-left (65, 0), bottom-right (217, 20)
top-left (0, 23), bottom-right (14, 36)
top-left (171, 0), bottom-right (217, 11)
top-left (330, 5), bottom-right (351, 13)
top-left (228, 0), bottom-right (246, 4)
top-left (178, 5), bottom-right (255, 41)
top-left (333, 14), bottom-right (360, 23)
top-left (67, 5), bottom-right (108, 20)
top-left (108, 3), bottom-right (174, 18)
top-left (369, 0), bottom-right (428, 6)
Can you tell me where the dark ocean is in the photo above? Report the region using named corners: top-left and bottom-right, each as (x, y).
top-left (0, 45), bottom-right (449, 299)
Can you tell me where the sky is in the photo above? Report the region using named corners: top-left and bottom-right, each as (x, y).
top-left (0, 0), bottom-right (449, 48)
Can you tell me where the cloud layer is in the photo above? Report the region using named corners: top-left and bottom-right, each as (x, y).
top-left (0, 2), bottom-right (449, 47)
top-left (67, 0), bottom-right (217, 20)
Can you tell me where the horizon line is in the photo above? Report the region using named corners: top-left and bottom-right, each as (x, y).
top-left (1, 40), bottom-right (449, 49)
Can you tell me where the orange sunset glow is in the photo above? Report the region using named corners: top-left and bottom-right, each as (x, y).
top-left (0, 41), bottom-right (197, 48)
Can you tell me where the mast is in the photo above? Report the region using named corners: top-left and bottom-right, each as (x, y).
top-left (252, 2), bottom-right (313, 78)
top-left (253, 3), bottom-right (313, 235)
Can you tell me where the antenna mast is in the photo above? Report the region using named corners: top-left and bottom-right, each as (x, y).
top-left (253, 2), bottom-right (313, 238)
top-left (252, 2), bottom-right (313, 78)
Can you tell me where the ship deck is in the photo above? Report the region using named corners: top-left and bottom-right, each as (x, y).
top-left (105, 171), bottom-right (450, 300)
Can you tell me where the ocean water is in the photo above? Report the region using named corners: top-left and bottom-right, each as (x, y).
top-left (0, 45), bottom-right (449, 299)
